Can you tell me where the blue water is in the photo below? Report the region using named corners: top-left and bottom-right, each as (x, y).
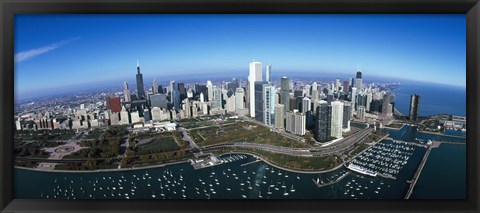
top-left (411, 144), bottom-right (466, 199)
top-left (393, 81), bottom-right (466, 116)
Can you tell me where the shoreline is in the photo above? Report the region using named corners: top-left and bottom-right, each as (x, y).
top-left (16, 151), bottom-right (344, 174)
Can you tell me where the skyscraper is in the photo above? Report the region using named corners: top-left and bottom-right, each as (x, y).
top-left (254, 81), bottom-right (269, 122)
top-left (409, 94), bottom-right (420, 121)
top-left (123, 82), bottom-right (131, 102)
top-left (280, 77), bottom-right (290, 114)
top-left (274, 104), bottom-right (285, 129)
top-left (335, 78), bottom-right (340, 92)
top-left (136, 61), bottom-right (145, 99)
top-left (343, 80), bottom-right (350, 93)
top-left (249, 61), bottom-right (263, 117)
top-left (211, 86), bottom-right (223, 110)
top-left (153, 77), bottom-right (159, 94)
top-left (351, 87), bottom-right (357, 110)
top-left (302, 97), bottom-right (311, 113)
top-left (207, 80), bottom-right (213, 102)
top-left (355, 70), bottom-right (363, 92)
top-left (106, 97), bottom-right (122, 113)
top-left (264, 85), bottom-right (276, 126)
top-left (330, 101), bottom-right (344, 139)
top-left (342, 102), bottom-right (352, 131)
top-left (314, 101), bottom-right (331, 141)
top-left (265, 64), bottom-right (272, 82)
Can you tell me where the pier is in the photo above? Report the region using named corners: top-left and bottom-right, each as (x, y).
top-left (404, 146), bottom-right (433, 199)
top-left (312, 171), bottom-right (351, 188)
top-left (241, 159), bottom-right (261, 167)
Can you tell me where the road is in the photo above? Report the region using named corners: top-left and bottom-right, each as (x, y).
top-left (201, 128), bottom-right (373, 157)
top-left (178, 127), bottom-right (203, 156)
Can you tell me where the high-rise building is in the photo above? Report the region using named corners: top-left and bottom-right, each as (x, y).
top-left (302, 97), bottom-right (311, 113)
top-left (200, 92), bottom-right (205, 103)
top-left (265, 64), bottom-right (272, 82)
top-left (235, 87), bottom-right (245, 110)
top-left (136, 61), bottom-right (145, 99)
top-left (409, 94), bottom-right (420, 121)
top-left (225, 89), bottom-right (236, 113)
top-left (335, 78), bottom-right (340, 92)
top-left (342, 102), bottom-right (352, 131)
top-left (314, 101), bottom-right (331, 141)
top-left (106, 97), bottom-right (121, 113)
top-left (286, 110), bottom-right (306, 136)
top-left (249, 61), bottom-right (263, 117)
top-left (207, 80), bottom-right (213, 102)
top-left (123, 82), bottom-right (131, 102)
top-left (343, 80), bottom-right (350, 93)
top-left (171, 81), bottom-right (181, 110)
top-left (355, 70), bottom-right (363, 92)
top-left (351, 87), bottom-right (357, 110)
top-left (119, 106), bottom-right (130, 125)
top-left (264, 85), bottom-right (276, 126)
top-left (330, 101), bottom-right (344, 139)
top-left (274, 104), bottom-right (285, 129)
top-left (357, 106), bottom-right (366, 120)
top-left (150, 94), bottom-right (168, 109)
top-left (366, 92), bottom-right (373, 112)
top-left (382, 93), bottom-right (394, 118)
top-left (153, 77), bottom-right (159, 94)
top-left (254, 81), bottom-right (269, 122)
top-left (280, 77), bottom-right (290, 114)
top-left (211, 86), bottom-right (223, 109)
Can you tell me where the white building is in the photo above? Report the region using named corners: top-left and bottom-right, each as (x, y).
top-left (248, 61), bottom-right (263, 117)
top-left (330, 101), bottom-right (344, 139)
top-left (286, 109), bottom-right (306, 136)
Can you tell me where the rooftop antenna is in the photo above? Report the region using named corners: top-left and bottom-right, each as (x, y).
top-left (137, 59), bottom-right (139, 67)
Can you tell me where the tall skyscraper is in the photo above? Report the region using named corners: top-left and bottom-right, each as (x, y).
top-left (343, 80), bottom-right (350, 93)
top-left (254, 81), bottom-right (269, 122)
top-left (351, 87), bottom-right (357, 110)
top-left (355, 70), bottom-right (363, 92)
top-left (409, 94), bottom-right (420, 121)
top-left (342, 102), bottom-right (352, 131)
top-left (280, 77), bottom-right (290, 114)
top-left (302, 97), bottom-right (311, 113)
top-left (330, 101), bottom-right (344, 139)
top-left (207, 80), bottom-right (213, 102)
top-left (264, 85), bottom-right (276, 126)
top-left (211, 86), bottom-right (223, 110)
top-left (314, 101), bottom-right (331, 141)
top-left (153, 77), bottom-right (159, 94)
top-left (136, 61), bottom-right (145, 99)
top-left (265, 64), bottom-right (272, 82)
top-left (274, 104), bottom-right (285, 129)
top-left (235, 87), bottom-right (245, 110)
top-left (123, 82), bottom-right (131, 102)
top-left (357, 106), bottom-right (366, 120)
top-left (249, 61), bottom-right (263, 117)
top-left (335, 78), bottom-right (340, 92)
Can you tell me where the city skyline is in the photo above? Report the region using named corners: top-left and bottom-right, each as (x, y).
top-left (15, 14), bottom-right (466, 97)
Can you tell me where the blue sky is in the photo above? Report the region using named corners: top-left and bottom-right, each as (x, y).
top-left (15, 14), bottom-right (466, 97)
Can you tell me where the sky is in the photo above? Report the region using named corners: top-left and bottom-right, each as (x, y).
top-left (14, 14), bottom-right (466, 97)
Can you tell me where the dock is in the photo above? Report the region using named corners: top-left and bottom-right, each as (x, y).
top-left (241, 159), bottom-right (261, 167)
top-left (313, 171), bottom-right (351, 188)
top-left (404, 146), bottom-right (433, 199)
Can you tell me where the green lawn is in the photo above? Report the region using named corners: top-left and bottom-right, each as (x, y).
top-left (189, 121), bottom-right (307, 148)
top-left (135, 136), bottom-right (179, 155)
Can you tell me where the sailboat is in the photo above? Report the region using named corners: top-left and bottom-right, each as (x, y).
top-left (290, 185), bottom-right (296, 192)
top-left (283, 188), bottom-right (289, 196)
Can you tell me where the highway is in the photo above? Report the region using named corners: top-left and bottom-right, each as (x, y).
top-left (201, 128), bottom-right (373, 157)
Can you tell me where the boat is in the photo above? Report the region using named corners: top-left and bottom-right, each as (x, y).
top-left (283, 189), bottom-right (289, 196)
top-left (346, 163), bottom-right (378, 177)
top-left (290, 185), bottom-right (295, 192)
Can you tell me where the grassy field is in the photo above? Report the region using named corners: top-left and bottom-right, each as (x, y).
top-left (189, 121), bottom-right (307, 148)
top-left (212, 147), bottom-right (342, 171)
top-left (135, 136), bottom-right (179, 155)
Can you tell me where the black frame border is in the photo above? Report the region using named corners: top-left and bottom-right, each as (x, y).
top-left (1, 0), bottom-right (479, 212)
